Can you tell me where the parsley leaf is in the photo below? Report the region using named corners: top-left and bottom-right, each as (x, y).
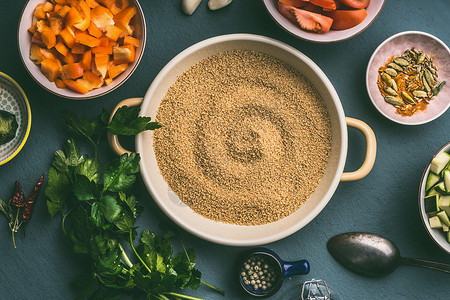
top-left (107, 106), bottom-right (161, 135)
top-left (103, 153), bottom-right (140, 192)
top-left (45, 167), bottom-right (70, 217)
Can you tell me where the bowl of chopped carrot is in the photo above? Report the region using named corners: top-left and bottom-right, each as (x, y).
top-left (262, 0), bottom-right (385, 43)
top-left (18, 0), bottom-right (146, 100)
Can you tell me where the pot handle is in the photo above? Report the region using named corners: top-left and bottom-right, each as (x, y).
top-left (340, 117), bottom-right (377, 182)
top-left (107, 97), bottom-right (144, 156)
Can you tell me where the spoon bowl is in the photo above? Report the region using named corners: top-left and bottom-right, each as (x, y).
top-left (327, 232), bottom-right (450, 277)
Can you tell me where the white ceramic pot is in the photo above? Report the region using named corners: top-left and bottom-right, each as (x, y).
top-left (109, 34), bottom-right (377, 246)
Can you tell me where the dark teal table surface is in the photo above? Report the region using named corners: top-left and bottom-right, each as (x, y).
top-left (1, 0), bottom-right (450, 299)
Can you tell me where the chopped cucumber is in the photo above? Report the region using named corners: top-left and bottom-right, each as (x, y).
top-left (434, 182), bottom-right (448, 195)
top-left (438, 195), bottom-right (450, 216)
top-left (424, 194), bottom-right (440, 216)
top-left (430, 152), bottom-right (450, 174)
top-left (437, 211), bottom-right (450, 227)
top-left (429, 216), bottom-right (443, 229)
top-left (426, 172), bottom-right (441, 191)
top-left (444, 170), bottom-right (450, 193)
top-left (427, 188), bottom-right (439, 197)
top-left (443, 223), bottom-right (449, 232)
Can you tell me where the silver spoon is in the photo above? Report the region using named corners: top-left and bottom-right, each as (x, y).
top-left (327, 232), bottom-right (450, 276)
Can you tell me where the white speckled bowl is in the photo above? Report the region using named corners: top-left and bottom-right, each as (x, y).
top-left (366, 31), bottom-right (450, 125)
top-left (262, 0), bottom-right (385, 43)
top-left (419, 142), bottom-right (450, 254)
top-left (0, 72), bottom-right (31, 165)
top-left (17, 0), bottom-right (146, 100)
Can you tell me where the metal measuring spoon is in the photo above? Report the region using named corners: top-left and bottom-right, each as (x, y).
top-left (327, 232), bottom-right (450, 277)
top-left (238, 248), bottom-right (310, 297)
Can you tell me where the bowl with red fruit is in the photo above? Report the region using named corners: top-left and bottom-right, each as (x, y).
top-left (263, 0), bottom-right (385, 43)
top-left (18, 0), bottom-right (146, 100)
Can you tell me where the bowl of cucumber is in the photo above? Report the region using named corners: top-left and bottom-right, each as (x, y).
top-left (419, 141), bottom-right (450, 254)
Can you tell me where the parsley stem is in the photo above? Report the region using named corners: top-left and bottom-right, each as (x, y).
top-left (181, 241), bottom-right (224, 296)
top-left (200, 280), bottom-right (225, 296)
top-left (128, 230), bottom-right (152, 274)
top-left (119, 243), bottom-right (133, 268)
top-left (61, 207), bottom-right (74, 236)
top-left (162, 292), bottom-right (205, 300)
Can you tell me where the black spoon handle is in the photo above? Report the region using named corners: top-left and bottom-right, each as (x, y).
top-left (401, 257), bottom-right (450, 274)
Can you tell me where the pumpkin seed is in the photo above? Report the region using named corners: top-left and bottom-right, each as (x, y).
top-left (401, 91), bottom-right (415, 104)
top-left (391, 79), bottom-right (398, 91)
top-left (385, 68), bottom-right (398, 77)
top-left (384, 86), bottom-right (398, 96)
top-left (387, 63), bottom-right (403, 72)
top-left (381, 73), bottom-right (392, 85)
top-left (422, 77), bottom-right (431, 93)
top-left (424, 69), bottom-right (435, 87)
top-left (416, 52), bottom-right (426, 64)
top-left (384, 96), bottom-right (404, 106)
top-left (394, 57), bottom-right (410, 67)
top-left (413, 90), bottom-right (428, 98)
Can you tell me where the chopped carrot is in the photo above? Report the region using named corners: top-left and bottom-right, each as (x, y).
top-left (123, 35), bottom-right (139, 47)
top-left (81, 50), bottom-right (92, 70)
top-left (97, 0), bottom-right (115, 8)
top-left (71, 44), bottom-right (87, 54)
top-left (76, 32), bottom-right (101, 47)
top-left (91, 5), bottom-right (114, 30)
top-left (99, 36), bottom-right (110, 47)
top-left (105, 25), bottom-right (123, 41)
top-left (73, 1), bottom-right (91, 31)
top-left (30, 44), bottom-right (47, 64)
top-left (92, 46), bottom-right (113, 55)
top-left (62, 62), bottom-right (84, 79)
top-left (108, 63), bottom-right (128, 79)
top-left (104, 77), bottom-right (113, 85)
top-left (48, 13), bottom-right (64, 35)
top-left (113, 44), bottom-right (134, 64)
top-left (85, 0), bottom-right (100, 9)
top-left (87, 22), bottom-right (102, 38)
top-left (41, 26), bottom-right (57, 49)
top-left (55, 78), bottom-right (66, 88)
top-left (66, 6), bottom-right (83, 27)
top-left (63, 79), bottom-right (89, 94)
top-left (113, 6), bottom-right (136, 35)
top-left (94, 54), bottom-right (109, 77)
top-left (40, 58), bottom-right (61, 82)
top-left (110, 0), bottom-right (130, 14)
top-left (55, 39), bottom-right (69, 56)
top-left (57, 5), bottom-right (71, 17)
top-left (64, 53), bottom-right (78, 64)
top-left (59, 27), bottom-right (77, 48)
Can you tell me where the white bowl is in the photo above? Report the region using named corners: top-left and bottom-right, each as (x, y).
top-left (17, 0), bottom-right (146, 100)
top-left (262, 0), bottom-right (385, 43)
top-left (419, 142), bottom-right (450, 254)
top-left (366, 31), bottom-right (450, 125)
top-left (109, 34), bottom-right (376, 246)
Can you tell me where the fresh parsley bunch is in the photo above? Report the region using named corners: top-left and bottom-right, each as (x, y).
top-left (45, 107), bottom-right (223, 300)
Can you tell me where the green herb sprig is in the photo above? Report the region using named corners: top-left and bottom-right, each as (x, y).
top-left (45, 107), bottom-right (223, 299)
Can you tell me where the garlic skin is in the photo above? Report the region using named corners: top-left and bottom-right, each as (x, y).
top-left (208, 0), bottom-right (233, 10)
top-left (182, 0), bottom-right (202, 15)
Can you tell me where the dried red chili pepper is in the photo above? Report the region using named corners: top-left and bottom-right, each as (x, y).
top-left (22, 174), bottom-right (44, 223)
top-left (10, 181), bottom-right (26, 207)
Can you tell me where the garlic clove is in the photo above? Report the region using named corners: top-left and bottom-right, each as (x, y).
top-left (208, 0), bottom-right (233, 11)
top-left (182, 0), bottom-right (203, 15)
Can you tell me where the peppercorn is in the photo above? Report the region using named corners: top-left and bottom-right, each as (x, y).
top-left (240, 255), bottom-right (279, 293)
